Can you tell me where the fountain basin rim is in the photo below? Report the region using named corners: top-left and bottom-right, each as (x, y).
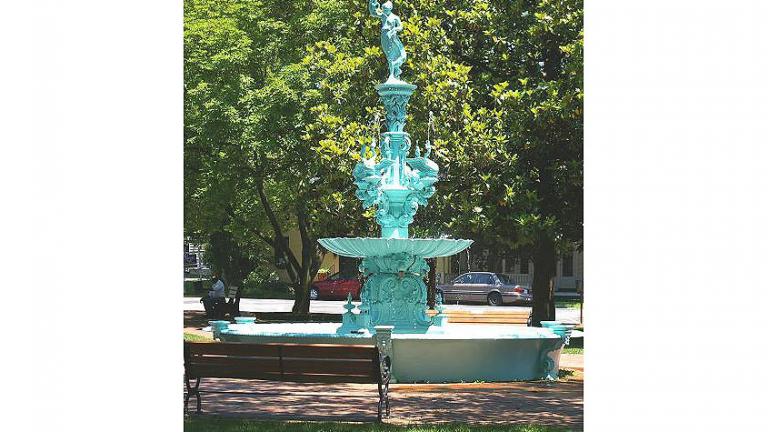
top-left (218, 322), bottom-right (564, 340)
top-left (318, 237), bottom-right (473, 258)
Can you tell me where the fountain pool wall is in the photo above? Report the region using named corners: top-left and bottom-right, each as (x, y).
top-left (214, 322), bottom-right (565, 382)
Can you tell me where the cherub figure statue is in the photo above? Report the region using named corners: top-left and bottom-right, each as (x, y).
top-left (369, 1), bottom-right (406, 80)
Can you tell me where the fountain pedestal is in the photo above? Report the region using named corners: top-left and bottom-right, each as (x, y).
top-left (359, 254), bottom-right (432, 332)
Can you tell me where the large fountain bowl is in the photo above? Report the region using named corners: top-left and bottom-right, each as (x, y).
top-left (217, 322), bottom-right (564, 382)
top-left (318, 237), bottom-right (473, 258)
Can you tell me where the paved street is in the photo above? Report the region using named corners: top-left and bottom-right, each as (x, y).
top-left (183, 297), bottom-right (582, 323)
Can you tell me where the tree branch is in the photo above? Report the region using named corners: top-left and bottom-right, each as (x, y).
top-left (255, 177), bottom-right (303, 282)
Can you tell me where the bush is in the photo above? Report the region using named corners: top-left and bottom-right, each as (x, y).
top-left (183, 280), bottom-right (208, 296)
top-left (240, 269), bottom-right (295, 299)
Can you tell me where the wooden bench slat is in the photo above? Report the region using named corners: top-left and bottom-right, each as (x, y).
top-left (187, 343), bottom-right (281, 357)
top-left (189, 367), bottom-right (379, 383)
top-left (446, 316), bottom-right (529, 320)
top-left (188, 357), bottom-right (282, 372)
top-left (279, 344), bottom-right (377, 360)
top-left (278, 374), bottom-right (379, 384)
top-left (442, 314), bottom-right (529, 318)
top-left (424, 310), bottom-right (530, 325)
top-left (425, 311), bottom-right (529, 316)
top-left (446, 313), bottom-right (529, 317)
top-left (281, 358), bottom-right (378, 376)
top-left (188, 367), bottom-right (285, 380)
top-left (441, 316), bottom-right (529, 320)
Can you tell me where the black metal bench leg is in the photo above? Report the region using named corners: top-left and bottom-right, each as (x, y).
top-left (184, 387), bottom-right (190, 415)
top-left (185, 375), bottom-right (201, 415)
top-left (377, 382), bottom-right (383, 422)
top-left (378, 354), bottom-right (391, 420)
top-left (194, 378), bottom-right (201, 413)
top-left (377, 377), bottom-right (390, 420)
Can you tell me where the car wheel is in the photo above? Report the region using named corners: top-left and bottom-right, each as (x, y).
top-left (487, 292), bottom-right (502, 306)
top-left (309, 287), bottom-right (319, 300)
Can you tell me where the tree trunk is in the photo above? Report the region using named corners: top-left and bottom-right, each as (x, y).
top-left (292, 278), bottom-right (311, 315)
top-left (426, 258), bottom-right (436, 309)
top-left (531, 235), bottom-right (557, 326)
top-left (290, 201), bottom-right (317, 315)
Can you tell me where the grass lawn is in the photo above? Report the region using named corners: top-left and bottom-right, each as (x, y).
top-left (184, 418), bottom-right (572, 432)
top-left (554, 299), bottom-right (582, 309)
top-left (184, 332), bottom-right (213, 342)
top-left (562, 347), bottom-right (583, 354)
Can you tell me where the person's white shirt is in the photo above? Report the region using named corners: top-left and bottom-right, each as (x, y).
top-left (209, 279), bottom-right (225, 298)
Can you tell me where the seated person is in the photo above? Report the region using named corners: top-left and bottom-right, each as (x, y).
top-left (200, 273), bottom-right (225, 318)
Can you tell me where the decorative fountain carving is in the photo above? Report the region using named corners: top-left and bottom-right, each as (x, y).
top-left (319, 0), bottom-right (472, 333)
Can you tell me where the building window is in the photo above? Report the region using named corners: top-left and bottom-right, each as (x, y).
top-left (562, 253), bottom-right (574, 277)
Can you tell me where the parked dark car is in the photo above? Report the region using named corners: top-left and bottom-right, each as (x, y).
top-left (436, 272), bottom-right (532, 306)
top-left (310, 272), bottom-right (362, 300)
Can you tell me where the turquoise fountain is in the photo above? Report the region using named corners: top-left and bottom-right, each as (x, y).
top-left (214, 0), bottom-right (569, 382)
top-left (318, 0), bottom-right (473, 334)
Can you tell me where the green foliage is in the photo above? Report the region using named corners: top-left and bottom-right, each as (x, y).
top-left (241, 269), bottom-right (295, 299)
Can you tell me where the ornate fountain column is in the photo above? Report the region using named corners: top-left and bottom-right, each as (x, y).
top-left (319, 1), bottom-right (471, 333)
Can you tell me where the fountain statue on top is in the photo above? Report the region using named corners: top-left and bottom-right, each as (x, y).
top-left (369, 0), bottom-right (406, 81)
top-left (319, 1), bottom-right (472, 333)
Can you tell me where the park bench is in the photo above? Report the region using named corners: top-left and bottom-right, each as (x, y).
top-left (210, 285), bottom-right (240, 319)
top-left (426, 309), bottom-right (531, 325)
top-left (183, 342), bottom-right (392, 421)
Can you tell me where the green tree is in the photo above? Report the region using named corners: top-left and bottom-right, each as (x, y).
top-left (399, 0), bottom-right (583, 324)
top-left (184, 0), bottom-right (381, 312)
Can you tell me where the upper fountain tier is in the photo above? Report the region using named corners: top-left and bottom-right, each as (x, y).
top-left (340, 1), bottom-right (470, 263)
top-left (353, 80), bottom-right (434, 239)
top-left (350, 1), bottom-right (447, 240)
top-left (318, 237), bottom-right (473, 259)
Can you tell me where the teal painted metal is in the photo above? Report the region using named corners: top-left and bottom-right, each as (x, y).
top-left (319, 1), bottom-right (472, 333)
top-left (359, 253), bottom-right (432, 332)
top-left (208, 320), bottom-right (230, 340)
top-left (369, 0), bottom-right (407, 81)
top-left (317, 237), bottom-right (472, 258)
top-left (217, 322), bottom-right (566, 382)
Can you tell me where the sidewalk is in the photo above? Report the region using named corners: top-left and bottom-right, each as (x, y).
top-left (187, 378), bottom-right (583, 429)
top-left (560, 353), bottom-right (584, 371)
